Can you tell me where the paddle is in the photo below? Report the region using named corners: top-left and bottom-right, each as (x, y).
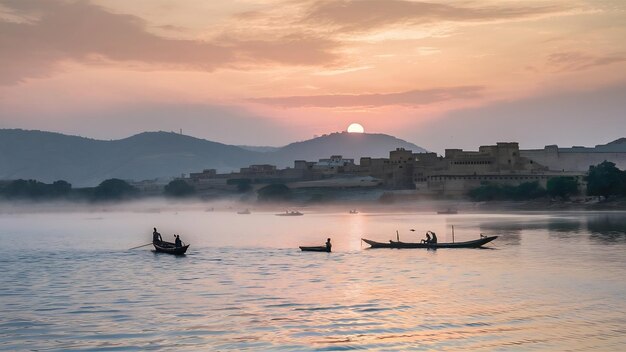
top-left (128, 242), bottom-right (152, 250)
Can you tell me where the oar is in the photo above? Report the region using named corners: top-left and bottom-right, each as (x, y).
top-left (128, 242), bottom-right (152, 250)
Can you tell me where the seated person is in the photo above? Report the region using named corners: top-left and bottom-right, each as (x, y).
top-left (421, 232), bottom-right (432, 244)
top-left (175, 235), bottom-right (182, 248)
top-left (430, 231), bottom-right (438, 244)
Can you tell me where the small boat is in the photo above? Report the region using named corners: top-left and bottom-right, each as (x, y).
top-left (153, 241), bottom-right (189, 255)
top-left (276, 211), bottom-right (303, 216)
top-left (349, 210), bottom-right (359, 214)
top-left (437, 208), bottom-right (458, 214)
top-left (361, 235), bottom-right (497, 249)
top-left (237, 209), bottom-right (251, 214)
top-left (299, 246), bottom-right (331, 252)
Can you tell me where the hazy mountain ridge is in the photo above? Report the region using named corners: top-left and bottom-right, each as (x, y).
top-left (0, 129), bottom-right (427, 186)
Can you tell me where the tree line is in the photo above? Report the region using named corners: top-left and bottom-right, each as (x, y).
top-left (468, 161), bottom-right (626, 201)
top-left (1, 161), bottom-right (624, 202)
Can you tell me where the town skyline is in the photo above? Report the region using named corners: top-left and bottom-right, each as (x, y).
top-left (1, 0), bottom-right (626, 151)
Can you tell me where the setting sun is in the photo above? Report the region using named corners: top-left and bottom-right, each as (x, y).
top-left (347, 123), bottom-right (365, 133)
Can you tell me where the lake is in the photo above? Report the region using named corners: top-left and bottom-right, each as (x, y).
top-left (1, 205), bottom-right (625, 351)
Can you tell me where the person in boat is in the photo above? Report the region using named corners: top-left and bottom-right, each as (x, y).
top-left (174, 234), bottom-right (182, 248)
top-left (421, 232), bottom-right (432, 244)
top-left (429, 231), bottom-right (438, 244)
top-left (152, 228), bottom-right (162, 244)
top-left (325, 238), bottom-right (332, 252)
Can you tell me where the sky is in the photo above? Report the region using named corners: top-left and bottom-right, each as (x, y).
top-left (0, 0), bottom-right (625, 153)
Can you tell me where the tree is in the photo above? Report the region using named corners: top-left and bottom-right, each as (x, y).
top-left (164, 179), bottom-right (196, 197)
top-left (586, 161), bottom-right (626, 197)
top-left (51, 180), bottom-right (72, 196)
top-left (257, 183), bottom-right (291, 201)
top-left (227, 178), bottom-right (252, 193)
top-left (1, 179), bottom-right (47, 199)
top-left (547, 177), bottom-right (579, 199)
top-left (93, 179), bottom-right (138, 200)
top-left (468, 181), bottom-right (546, 201)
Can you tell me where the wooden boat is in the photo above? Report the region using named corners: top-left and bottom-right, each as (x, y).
top-left (153, 241), bottom-right (189, 255)
top-left (437, 208), bottom-right (458, 214)
top-left (361, 235), bottom-right (497, 249)
top-left (299, 246), bottom-right (331, 252)
top-left (237, 209), bottom-right (251, 214)
top-left (349, 210), bottom-right (359, 214)
top-left (276, 211), bottom-right (303, 216)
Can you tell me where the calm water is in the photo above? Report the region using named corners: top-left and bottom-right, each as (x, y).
top-left (1, 207), bottom-right (625, 351)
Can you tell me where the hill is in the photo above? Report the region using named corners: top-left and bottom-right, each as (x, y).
top-left (0, 129), bottom-right (428, 186)
top-left (262, 132), bottom-right (426, 167)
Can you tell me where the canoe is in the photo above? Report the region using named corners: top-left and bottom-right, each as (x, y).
top-left (276, 212), bottom-right (303, 216)
top-left (299, 246), bottom-right (330, 252)
top-left (361, 236), bottom-right (497, 249)
top-left (153, 241), bottom-right (189, 255)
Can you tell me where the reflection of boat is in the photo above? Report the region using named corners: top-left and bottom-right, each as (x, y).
top-left (237, 209), bottom-right (251, 214)
top-left (437, 208), bottom-right (458, 214)
top-left (361, 236), bottom-right (497, 249)
top-left (349, 209), bottom-right (359, 214)
top-left (153, 241), bottom-right (189, 255)
top-left (276, 211), bottom-right (303, 216)
top-left (299, 246), bottom-right (330, 252)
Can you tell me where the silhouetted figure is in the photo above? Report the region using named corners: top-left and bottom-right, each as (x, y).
top-left (325, 238), bottom-right (332, 252)
top-left (430, 231), bottom-right (438, 244)
top-left (152, 227), bottom-right (162, 243)
top-left (422, 232), bottom-right (432, 244)
top-left (175, 234), bottom-right (182, 248)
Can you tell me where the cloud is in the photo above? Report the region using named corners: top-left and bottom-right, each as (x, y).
top-left (547, 51), bottom-right (626, 72)
top-left (304, 0), bottom-right (567, 32)
top-left (0, 0), bottom-right (340, 84)
top-left (250, 86), bottom-right (483, 108)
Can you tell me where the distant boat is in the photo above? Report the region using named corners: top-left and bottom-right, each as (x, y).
top-left (437, 208), bottom-right (458, 214)
top-left (153, 241), bottom-right (189, 255)
top-left (299, 246), bottom-right (330, 252)
top-left (349, 209), bottom-right (359, 214)
top-left (361, 235), bottom-right (497, 249)
top-left (276, 210), bottom-right (303, 216)
top-left (237, 209), bottom-right (251, 214)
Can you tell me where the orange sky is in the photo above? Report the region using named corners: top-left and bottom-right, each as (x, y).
top-left (1, 0), bottom-right (625, 151)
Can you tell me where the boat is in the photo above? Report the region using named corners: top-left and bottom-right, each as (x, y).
top-left (153, 241), bottom-right (190, 255)
top-left (237, 209), bottom-right (251, 214)
top-left (361, 235), bottom-right (497, 249)
top-left (299, 246), bottom-right (331, 252)
top-left (349, 209), bottom-right (359, 214)
top-left (276, 211), bottom-right (303, 216)
top-left (437, 208), bottom-right (458, 214)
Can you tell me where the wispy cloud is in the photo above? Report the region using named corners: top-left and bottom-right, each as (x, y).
top-left (0, 0), bottom-right (340, 84)
top-left (250, 86), bottom-right (484, 108)
top-left (304, 0), bottom-right (568, 32)
top-left (547, 51), bottom-right (626, 72)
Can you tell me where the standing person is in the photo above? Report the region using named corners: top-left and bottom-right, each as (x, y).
top-left (175, 235), bottom-right (182, 248)
top-left (152, 228), bottom-right (162, 243)
top-left (325, 238), bottom-right (332, 252)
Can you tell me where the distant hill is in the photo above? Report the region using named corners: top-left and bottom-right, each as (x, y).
top-left (0, 129), bottom-right (427, 186)
top-left (261, 132), bottom-right (427, 167)
top-left (0, 130), bottom-right (257, 186)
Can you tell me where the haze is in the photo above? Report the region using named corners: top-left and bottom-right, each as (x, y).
top-left (1, 0), bottom-right (625, 152)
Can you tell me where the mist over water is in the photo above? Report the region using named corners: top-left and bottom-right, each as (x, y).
top-left (1, 204), bottom-right (625, 350)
